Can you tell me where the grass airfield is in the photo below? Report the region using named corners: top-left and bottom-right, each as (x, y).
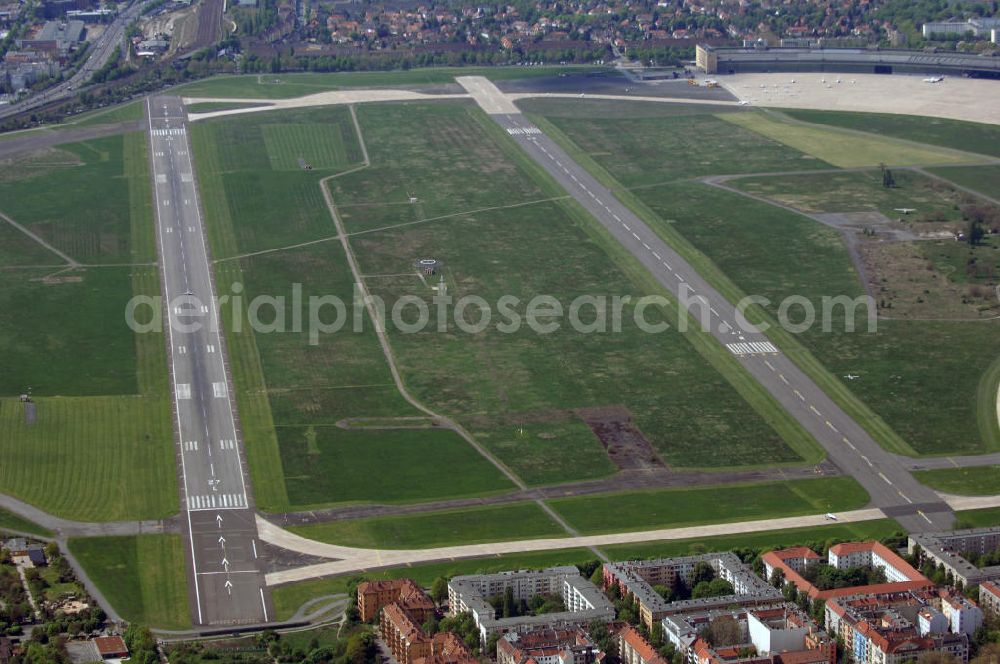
top-left (2, 68), bottom-right (1000, 627)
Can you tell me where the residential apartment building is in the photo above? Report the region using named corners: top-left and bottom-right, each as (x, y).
top-left (497, 626), bottom-right (605, 664)
top-left (909, 527), bottom-right (1000, 588)
top-left (825, 591), bottom-right (976, 664)
top-left (358, 578), bottom-right (434, 623)
top-left (604, 554), bottom-right (782, 630)
top-left (977, 581), bottom-right (1000, 619)
top-left (615, 624), bottom-right (668, 664)
top-left (663, 603), bottom-right (834, 664)
top-left (763, 542), bottom-right (932, 601)
top-left (448, 567), bottom-right (615, 642)
top-left (374, 579), bottom-right (476, 664)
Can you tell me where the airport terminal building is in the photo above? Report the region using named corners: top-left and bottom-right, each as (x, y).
top-left (696, 44), bottom-right (1000, 78)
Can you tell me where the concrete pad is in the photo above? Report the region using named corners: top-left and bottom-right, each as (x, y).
top-left (719, 73), bottom-right (1000, 125)
top-left (455, 76), bottom-right (521, 115)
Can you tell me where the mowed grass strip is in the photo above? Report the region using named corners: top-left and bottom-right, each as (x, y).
top-left (288, 502), bottom-right (566, 549)
top-left (914, 466), bottom-right (1000, 496)
top-left (781, 109), bottom-right (1000, 159)
top-left (261, 123), bottom-right (350, 170)
top-left (548, 477), bottom-right (870, 535)
top-left (0, 508), bottom-right (52, 537)
top-left (278, 427), bottom-right (514, 508)
top-left (0, 396), bottom-right (176, 521)
top-left (719, 112), bottom-right (986, 168)
top-left (955, 507), bottom-right (1000, 529)
top-left (69, 535), bottom-right (190, 630)
top-left (270, 516), bottom-right (902, 621)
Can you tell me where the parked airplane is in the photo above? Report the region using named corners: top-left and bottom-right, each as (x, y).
top-left (894, 208), bottom-right (916, 214)
top-left (843, 374), bottom-right (860, 380)
top-left (826, 513), bottom-right (839, 521)
top-left (738, 100), bottom-right (751, 105)
top-left (923, 76), bottom-right (944, 83)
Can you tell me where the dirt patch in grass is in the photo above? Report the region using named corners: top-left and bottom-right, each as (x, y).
top-left (860, 240), bottom-right (999, 319)
top-left (576, 405), bottom-right (666, 471)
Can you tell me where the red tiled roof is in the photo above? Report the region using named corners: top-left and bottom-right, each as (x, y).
top-left (94, 636), bottom-right (128, 657)
top-left (979, 581), bottom-right (1000, 599)
top-left (383, 602), bottom-right (427, 642)
top-left (618, 624), bottom-right (667, 664)
top-left (769, 548), bottom-right (820, 561)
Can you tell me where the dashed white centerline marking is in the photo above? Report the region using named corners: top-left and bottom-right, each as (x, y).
top-left (793, 389), bottom-right (805, 401)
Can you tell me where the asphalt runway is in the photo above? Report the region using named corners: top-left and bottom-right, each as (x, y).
top-left (457, 77), bottom-right (955, 534)
top-left (147, 95), bottom-right (272, 625)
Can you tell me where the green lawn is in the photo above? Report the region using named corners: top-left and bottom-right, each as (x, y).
top-left (519, 99), bottom-right (824, 188)
top-left (333, 101), bottom-right (548, 234)
top-left (929, 164), bottom-right (1000, 199)
top-left (288, 502), bottom-right (566, 549)
top-left (549, 476), bottom-right (869, 535)
top-left (914, 466), bottom-right (1000, 496)
top-left (0, 132), bottom-right (176, 521)
top-left (69, 535), bottom-right (190, 630)
top-left (720, 112), bottom-right (985, 168)
top-left (0, 219), bottom-right (62, 266)
top-left (0, 132), bottom-right (155, 263)
top-left (781, 109), bottom-right (1000, 159)
top-left (0, 396), bottom-right (176, 521)
top-left (731, 169), bottom-right (970, 224)
top-left (189, 106), bottom-right (362, 257)
top-left (346, 103), bottom-right (818, 473)
top-left (191, 99), bottom-right (820, 513)
top-left (279, 428), bottom-right (515, 507)
top-left (0, 508), bottom-right (52, 537)
top-left (955, 507), bottom-right (1000, 529)
top-left (173, 66), bottom-right (608, 99)
top-left (71, 100), bottom-right (144, 127)
top-left (529, 102), bottom-right (1000, 457)
top-left (0, 267), bottom-right (138, 396)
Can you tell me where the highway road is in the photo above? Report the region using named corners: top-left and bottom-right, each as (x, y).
top-left (456, 77), bottom-right (955, 534)
top-left (147, 95), bottom-right (272, 625)
top-left (0, 0), bottom-right (147, 121)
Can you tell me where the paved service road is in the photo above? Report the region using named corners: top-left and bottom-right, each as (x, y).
top-left (456, 77), bottom-right (955, 534)
top-left (147, 96), bottom-right (272, 625)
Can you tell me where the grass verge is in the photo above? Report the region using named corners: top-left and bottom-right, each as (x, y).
top-left (69, 535), bottom-right (190, 630)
